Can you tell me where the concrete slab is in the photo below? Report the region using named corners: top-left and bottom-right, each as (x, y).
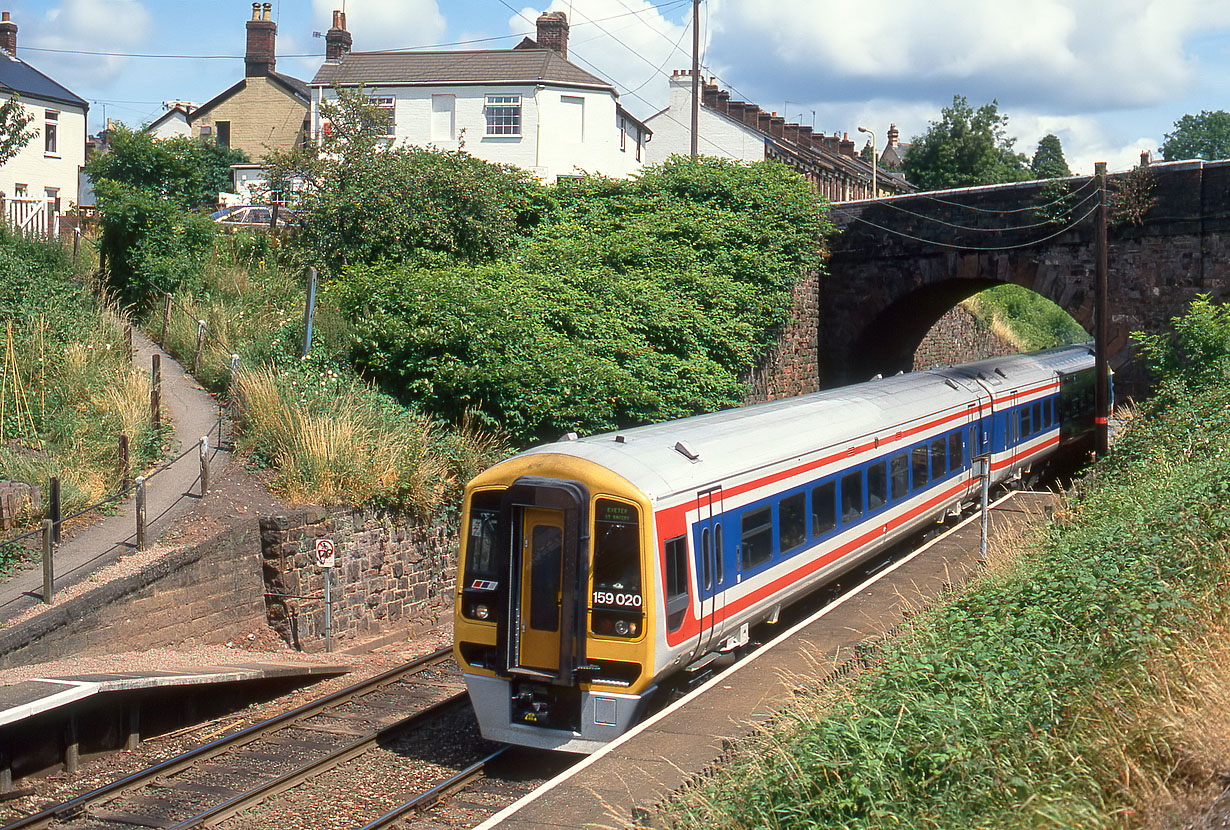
top-left (0, 662), bottom-right (348, 727)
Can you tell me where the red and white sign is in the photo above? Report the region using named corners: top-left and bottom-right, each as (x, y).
top-left (315, 538), bottom-right (336, 568)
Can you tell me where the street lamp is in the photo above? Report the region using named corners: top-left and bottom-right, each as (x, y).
top-left (857, 126), bottom-right (876, 198)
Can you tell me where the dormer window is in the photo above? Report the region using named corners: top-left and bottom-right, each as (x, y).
top-left (485, 94), bottom-right (521, 136)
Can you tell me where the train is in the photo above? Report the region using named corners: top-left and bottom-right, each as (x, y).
top-left (453, 345), bottom-right (1101, 752)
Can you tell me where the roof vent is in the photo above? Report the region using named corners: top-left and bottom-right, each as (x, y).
top-left (560, 432), bottom-right (578, 442)
top-left (945, 379), bottom-right (959, 390)
top-left (995, 368), bottom-right (1007, 378)
top-left (614, 435), bottom-right (626, 444)
top-left (674, 440), bottom-right (700, 461)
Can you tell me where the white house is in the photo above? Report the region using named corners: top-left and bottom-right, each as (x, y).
top-left (309, 11), bottom-right (649, 183)
top-left (645, 71), bottom-right (913, 200)
top-left (0, 12), bottom-right (87, 232)
top-left (145, 102), bottom-right (196, 139)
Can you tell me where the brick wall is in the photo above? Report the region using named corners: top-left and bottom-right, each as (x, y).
top-left (743, 268), bottom-right (821, 404)
top-left (913, 303), bottom-right (1017, 371)
top-left (259, 507), bottom-right (457, 652)
top-left (193, 76), bottom-right (306, 162)
top-left (0, 520), bottom-right (267, 669)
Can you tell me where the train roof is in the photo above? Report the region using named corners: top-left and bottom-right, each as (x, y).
top-left (503, 345), bottom-right (1095, 502)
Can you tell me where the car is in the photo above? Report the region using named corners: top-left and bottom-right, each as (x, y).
top-left (210, 205), bottom-right (298, 232)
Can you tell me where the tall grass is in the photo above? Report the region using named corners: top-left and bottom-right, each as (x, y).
top-left (659, 368), bottom-right (1230, 828)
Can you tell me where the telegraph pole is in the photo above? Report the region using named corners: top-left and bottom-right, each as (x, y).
top-left (690, 0), bottom-right (700, 158)
top-left (1094, 162), bottom-right (1110, 457)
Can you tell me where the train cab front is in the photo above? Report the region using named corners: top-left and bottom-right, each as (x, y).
top-left (453, 462), bottom-right (657, 753)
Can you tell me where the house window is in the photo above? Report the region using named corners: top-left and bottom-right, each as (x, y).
top-left (561, 95), bottom-right (584, 142)
top-left (636, 133), bottom-right (642, 162)
top-left (485, 94), bottom-right (521, 136)
top-left (215, 121), bottom-right (231, 148)
top-left (45, 188), bottom-right (60, 215)
top-left (368, 96), bottom-right (395, 138)
top-left (199, 124), bottom-right (213, 139)
top-left (44, 110), bottom-right (58, 155)
top-left (14, 183), bottom-right (27, 197)
top-left (620, 117), bottom-right (626, 152)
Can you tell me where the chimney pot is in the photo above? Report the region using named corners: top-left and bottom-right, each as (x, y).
top-left (251, 2), bottom-right (260, 20)
top-left (263, 3), bottom-right (272, 22)
top-left (245, 3), bottom-right (277, 76)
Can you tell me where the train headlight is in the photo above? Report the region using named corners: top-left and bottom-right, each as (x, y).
top-left (614, 619), bottom-right (630, 636)
top-left (473, 603), bottom-right (491, 621)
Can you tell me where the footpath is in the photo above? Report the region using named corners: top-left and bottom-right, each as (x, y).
top-left (0, 327), bottom-right (232, 622)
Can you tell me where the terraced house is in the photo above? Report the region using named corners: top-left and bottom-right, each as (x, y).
top-left (310, 11), bottom-right (651, 183)
top-left (0, 11), bottom-right (87, 234)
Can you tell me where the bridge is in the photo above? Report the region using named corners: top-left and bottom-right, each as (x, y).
top-left (822, 160), bottom-right (1230, 396)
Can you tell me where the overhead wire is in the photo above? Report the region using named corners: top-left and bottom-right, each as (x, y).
top-left (871, 185), bottom-right (1100, 233)
top-left (909, 176), bottom-right (1098, 214)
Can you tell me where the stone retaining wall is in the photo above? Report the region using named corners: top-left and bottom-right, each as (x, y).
top-left (913, 303), bottom-right (1017, 371)
top-left (259, 507), bottom-right (456, 651)
top-left (743, 269), bottom-right (821, 403)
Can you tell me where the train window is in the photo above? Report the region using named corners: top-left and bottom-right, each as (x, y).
top-left (1020, 405), bottom-right (1032, 438)
top-left (930, 438), bottom-right (947, 479)
top-left (1033, 401), bottom-right (1043, 434)
top-left (840, 471), bottom-right (863, 524)
top-left (811, 482), bottom-right (836, 536)
top-left (528, 524), bottom-right (562, 631)
top-left (463, 490), bottom-right (502, 581)
top-left (740, 506), bottom-right (773, 569)
top-left (948, 432), bottom-right (963, 471)
top-left (591, 499), bottom-right (641, 602)
top-left (1043, 399), bottom-right (1053, 429)
top-left (867, 462), bottom-right (887, 513)
top-left (779, 492), bottom-right (806, 553)
top-left (911, 445), bottom-right (929, 489)
top-left (890, 453), bottom-right (909, 501)
top-left (701, 528), bottom-right (712, 590)
top-left (663, 536), bottom-right (689, 632)
top-left (714, 524), bottom-right (724, 584)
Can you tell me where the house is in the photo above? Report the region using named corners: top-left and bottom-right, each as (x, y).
top-left (878, 124), bottom-right (912, 171)
top-left (145, 102), bottom-right (196, 139)
top-left (0, 11), bottom-right (87, 233)
top-left (644, 71), bottom-right (913, 200)
top-left (186, 3), bottom-right (309, 161)
top-left (309, 11), bottom-right (651, 183)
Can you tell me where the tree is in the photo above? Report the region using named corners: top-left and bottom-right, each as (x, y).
top-left (264, 87), bottom-right (546, 275)
top-left (1160, 110), bottom-right (1230, 161)
top-left (85, 126), bottom-right (248, 209)
top-left (1030, 134), bottom-right (1071, 179)
top-left (902, 95), bottom-right (1030, 190)
top-left (0, 93), bottom-right (35, 166)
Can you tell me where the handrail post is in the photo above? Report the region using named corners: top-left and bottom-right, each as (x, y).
top-left (160, 292), bottom-right (172, 346)
top-left (192, 319), bottom-right (206, 375)
top-left (151, 354), bottom-right (162, 432)
top-left (135, 476), bottom-right (146, 551)
top-left (199, 436), bottom-right (210, 496)
top-left (49, 476), bottom-right (61, 545)
top-left (118, 434), bottom-right (130, 492)
top-left (41, 519), bottom-right (53, 604)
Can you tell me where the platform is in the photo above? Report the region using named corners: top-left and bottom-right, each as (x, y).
top-left (477, 490), bottom-right (1058, 829)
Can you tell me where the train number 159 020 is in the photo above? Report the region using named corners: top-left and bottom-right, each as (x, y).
top-left (592, 591), bottom-right (642, 608)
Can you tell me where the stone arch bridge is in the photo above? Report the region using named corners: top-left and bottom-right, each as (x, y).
top-left (821, 160), bottom-right (1230, 396)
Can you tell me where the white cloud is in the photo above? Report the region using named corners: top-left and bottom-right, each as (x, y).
top-left (29, 0), bottom-right (154, 88)
top-left (310, 0), bottom-right (445, 52)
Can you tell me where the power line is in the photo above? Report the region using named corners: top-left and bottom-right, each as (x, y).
top-left (872, 183), bottom-right (1100, 232)
top-left (911, 176), bottom-right (1098, 214)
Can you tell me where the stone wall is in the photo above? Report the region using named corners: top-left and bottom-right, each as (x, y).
top-left (0, 520), bottom-right (267, 669)
top-left (913, 303), bottom-right (1017, 371)
top-left (743, 268), bottom-right (821, 403)
top-left (259, 507), bottom-right (456, 651)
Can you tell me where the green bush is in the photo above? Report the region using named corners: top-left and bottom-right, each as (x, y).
top-left (966, 283), bottom-right (1087, 351)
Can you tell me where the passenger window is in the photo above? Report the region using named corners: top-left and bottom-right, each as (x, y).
top-left (911, 445), bottom-right (930, 489)
top-left (664, 536), bottom-right (689, 632)
top-left (811, 481), bottom-right (836, 536)
top-left (740, 506), bottom-right (773, 569)
top-left (701, 527), bottom-right (712, 591)
top-left (891, 453), bottom-right (909, 501)
top-left (463, 490), bottom-right (502, 582)
top-left (840, 470), bottom-right (863, 524)
top-left (592, 499), bottom-right (641, 598)
top-left (1020, 406), bottom-right (1031, 437)
top-left (867, 462), bottom-right (887, 513)
top-left (948, 432), bottom-right (963, 471)
top-left (779, 492), bottom-right (806, 553)
top-left (714, 523), bottom-right (723, 585)
top-left (1033, 402), bottom-right (1043, 434)
top-left (1043, 399), bottom-right (1053, 429)
top-left (930, 438), bottom-right (947, 479)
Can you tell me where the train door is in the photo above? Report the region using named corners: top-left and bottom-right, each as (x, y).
top-left (515, 506), bottom-right (566, 672)
top-left (693, 487), bottom-right (725, 658)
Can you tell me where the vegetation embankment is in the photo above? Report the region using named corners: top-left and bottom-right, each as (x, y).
top-left (90, 93), bottom-right (827, 515)
top-left (660, 296), bottom-right (1230, 829)
top-left (965, 283), bottom-right (1088, 352)
top-left (0, 229), bottom-right (166, 572)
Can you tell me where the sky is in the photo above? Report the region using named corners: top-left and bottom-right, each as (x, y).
top-left (12, 0), bottom-right (1230, 175)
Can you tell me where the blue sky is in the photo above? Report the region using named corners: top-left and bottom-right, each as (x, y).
top-left (13, 0), bottom-right (1230, 175)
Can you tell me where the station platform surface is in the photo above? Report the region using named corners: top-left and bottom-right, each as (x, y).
top-left (477, 489), bottom-right (1059, 830)
top-left (0, 662), bottom-right (349, 728)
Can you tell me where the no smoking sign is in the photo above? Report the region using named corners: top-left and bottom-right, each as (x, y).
top-left (315, 538), bottom-right (336, 568)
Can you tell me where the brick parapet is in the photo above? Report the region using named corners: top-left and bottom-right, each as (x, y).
top-left (258, 507), bottom-right (456, 651)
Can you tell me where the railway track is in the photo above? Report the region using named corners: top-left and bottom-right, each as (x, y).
top-left (3, 647), bottom-right (482, 830)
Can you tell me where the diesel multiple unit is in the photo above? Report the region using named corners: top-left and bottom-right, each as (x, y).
top-left (454, 346), bottom-right (1100, 752)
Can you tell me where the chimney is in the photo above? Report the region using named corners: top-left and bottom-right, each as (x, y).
top-left (0, 12), bottom-right (16, 58)
top-left (1140, 149), bottom-right (1151, 167)
top-left (886, 123), bottom-right (899, 148)
top-left (840, 132), bottom-right (855, 157)
top-left (325, 9), bottom-right (352, 61)
top-left (535, 11), bottom-right (569, 58)
top-left (245, 2), bottom-right (276, 77)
